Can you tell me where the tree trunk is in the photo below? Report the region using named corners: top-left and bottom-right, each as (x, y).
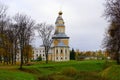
top-left (116, 59), bottom-right (120, 65)
top-left (7, 57), bottom-right (8, 65)
top-left (27, 53), bottom-right (29, 63)
top-left (20, 40), bottom-right (23, 69)
top-left (11, 46), bottom-right (14, 65)
top-left (0, 56), bottom-right (2, 63)
top-left (20, 48), bottom-right (23, 69)
top-left (14, 40), bottom-right (17, 64)
top-left (46, 53), bottom-right (48, 64)
top-left (8, 53), bottom-right (11, 64)
top-left (45, 47), bottom-right (48, 64)
top-left (14, 49), bottom-right (16, 64)
top-left (116, 52), bottom-right (120, 65)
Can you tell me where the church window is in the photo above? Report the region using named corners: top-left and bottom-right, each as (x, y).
top-left (43, 54), bottom-right (44, 56)
top-left (65, 57), bottom-right (67, 59)
top-left (65, 49), bottom-right (67, 53)
top-left (61, 49), bottom-right (63, 53)
top-left (59, 29), bottom-right (61, 33)
top-left (36, 51), bottom-right (38, 53)
top-left (56, 49), bottom-right (58, 54)
top-left (36, 54), bottom-right (38, 57)
top-left (61, 29), bottom-right (63, 33)
top-left (56, 57), bottom-right (58, 60)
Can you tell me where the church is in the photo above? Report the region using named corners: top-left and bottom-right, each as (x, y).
top-left (48, 11), bottom-right (70, 61)
top-left (33, 11), bottom-right (70, 61)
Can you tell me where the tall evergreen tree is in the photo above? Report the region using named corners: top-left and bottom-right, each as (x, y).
top-left (70, 48), bottom-right (75, 60)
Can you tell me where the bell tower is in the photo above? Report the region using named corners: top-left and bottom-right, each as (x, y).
top-left (51, 11), bottom-right (70, 61)
top-left (55, 11), bottom-right (65, 34)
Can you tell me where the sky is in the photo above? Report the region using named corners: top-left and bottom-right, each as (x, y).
top-left (1, 0), bottom-right (109, 51)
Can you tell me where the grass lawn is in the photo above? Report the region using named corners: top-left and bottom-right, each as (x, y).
top-left (0, 69), bottom-right (35, 80)
top-left (101, 65), bottom-right (120, 80)
top-left (0, 60), bottom-right (117, 80)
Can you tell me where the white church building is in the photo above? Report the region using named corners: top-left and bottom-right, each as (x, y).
top-left (33, 11), bottom-right (70, 61)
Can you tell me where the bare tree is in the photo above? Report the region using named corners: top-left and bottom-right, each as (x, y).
top-left (0, 3), bottom-right (10, 64)
top-left (0, 3), bottom-right (8, 34)
top-left (0, 3), bottom-right (35, 65)
top-left (0, 3), bottom-right (7, 19)
top-left (36, 23), bottom-right (53, 64)
top-left (103, 0), bottom-right (120, 64)
top-left (13, 13), bottom-right (35, 69)
top-left (5, 23), bottom-right (20, 64)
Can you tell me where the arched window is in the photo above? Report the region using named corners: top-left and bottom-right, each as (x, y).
top-left (56, 49), bottom-right (58, 54)
top-left (36, 51), bottom-right (38, 53)
top-left (43, 54), bottom-right (44, 56)
top-left (43, 50), bottom-right (44, 52)
top-left (61, 28), bottom-right (64, 33)
top-left (65, 49), bottom-right (67, 53)
top-left (36, 54), bottom-right (38, 57)
top-left (65, 57), bottom-right (67, 59)
top-left (61, 49), bottom-right (63, 53)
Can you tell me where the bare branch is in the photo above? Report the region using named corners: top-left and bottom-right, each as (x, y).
top-left (36, 23), bottom-right (54, 63)
top-left (103, 0), bottom-right (120, 64)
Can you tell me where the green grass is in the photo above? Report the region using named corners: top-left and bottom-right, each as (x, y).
top-left (0, 69), bottom-right (36, 80)
top-left (32, 60), bottom-right (104, 70)
top-left (0, 60), bottom-right (117, 80)
top-left (101, 65), bottom-right (120, 80)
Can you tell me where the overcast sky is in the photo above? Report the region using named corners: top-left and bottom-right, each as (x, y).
top-left (1, 0), bottom-right (109, 51)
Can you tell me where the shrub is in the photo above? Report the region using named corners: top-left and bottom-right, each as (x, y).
top-left (38, 75), bottom-right (54, 80)
top-left (101, 65), bottom-right (120, 80)
top-left (61, 67), bottom-right (77, 77)
top-left (25, 62), bottom-right (34, 66)
top-left (76, 71), bottom-right (108, 80)
top-left (36, 56), bottom-right (42, 61)
top-left (102, 60), bottom-right (116, 69)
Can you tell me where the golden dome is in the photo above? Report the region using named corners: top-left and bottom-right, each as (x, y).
top-left (59, 11), bottom-right (63, 15)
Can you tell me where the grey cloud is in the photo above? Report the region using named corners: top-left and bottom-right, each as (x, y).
top-left (3, 0), bottom-right (108, 51)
